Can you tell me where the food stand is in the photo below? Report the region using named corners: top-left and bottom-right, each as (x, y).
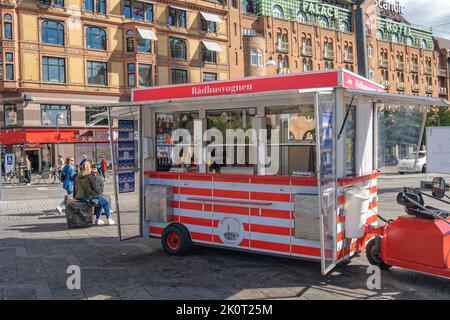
top-left (96, 69), bottom-right (448, 275)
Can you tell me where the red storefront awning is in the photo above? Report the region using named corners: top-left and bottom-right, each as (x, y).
top-left (0, 129), bottom-right (79, 145)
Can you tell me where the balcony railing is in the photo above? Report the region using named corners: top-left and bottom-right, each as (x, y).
top-left (397, 82), bottom-right (406, 91)
top-left (344, 52), bottom-right (354, 63)
top-left (276, 42), bottom-right (289, 53)
top-left (380, 59), bottom-right (389, 68)
top-left (411, 64), bottom-right (419, 73)
top-left (381, 80), bottom-right (390, 89)
top-left (412, 84), bottom-right (420, 92)
top-left (301, 46), bottom-right (313, 57)
top-left (426, 85), bottom-right (433, 94)
top-left (439, 87), bottom-right (448, 96)
top-left (424, 66), bottom-right (432, 75)
top-left (324, 49), bottom-right (334, 60)
top-left (438, 68), bottom-right (448, 77)
top-left (278, 68), bottom-right (290, 74)
top-left (396, 61), bottom-right (405, 71)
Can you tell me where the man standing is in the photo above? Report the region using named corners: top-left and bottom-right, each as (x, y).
top-left (24, 155), bottom-right (32, 186)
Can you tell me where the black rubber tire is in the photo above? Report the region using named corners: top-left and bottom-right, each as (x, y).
top-left (161, 224), bottom-right (193, 256)
top-left (366, 237), bottom-right (392, 270)
top-left (399, 172), bottom-right (404, 175)
top-left (421, 165), bottom-right (427, 174)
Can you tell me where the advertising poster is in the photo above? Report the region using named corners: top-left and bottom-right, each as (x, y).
top-left (118, 119), bottom-right (136, 193)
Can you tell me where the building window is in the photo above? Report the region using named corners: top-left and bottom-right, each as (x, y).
top-left (127, 63), bottom-right (135, 87)
top-left (318, 16), bottom-right (329, 29)
top-left (171, 68), bottom-right (188, 84)
top-left (203, 72), bottom-right (217, 82)
top-left (5, 52), bottom-right (14, 80)
top-left (201, 18), bottom-right (217, 33)
top-left (137, 37), bottom-right (151, 53)
top-left (84, 0), bottom-right (106, 13)
top-left (4, 14), bottom-right (13, 40)
top-left (369, 68), bottom-right (375, 80)
top-left (272, 5), bottom-right (284, 19)
top-left (4, 104), bottom-right (17, 127)
top-left (391, 33), bottom-right (398, 43)
top-left (339, 21), bottom-right (350, 33)
top-left (43, 57), bottom-right (65, 83)
top-left (297, 11), bottom-right (307, 24)
top-left (170, 37), bottom-right (187, 59)
top-left (420, 39), bottom-right (428, 49)
top-left (138, 64), bottom-right (152, 87)
top-left (87, 61), bottom-right (108, 85)
top-left (41, 105), bottom-right (71, 126)
top-left (124, 0), bottom-right (153, 21)
top-left (41, 20), bottom-right (64, 45)
top-left (250, 49), bottom-right (263, 66)
top-left (202, 45), bottom-right (217, 64)
top-left (86, 26), bottom-right (107, 50)
top-left (376, 29), bottom-right (383, 40)
top-left (168, 7), bottom-right (186, 28)
top-left (126, 30), bottom-right (134, 52)
top-left (367, 45), bottom-right (373, 58)
top-left (86, 106), bottom-right (108, 126)
top-left (406, 36), bottom-right (414, 47)
top-left (303, 58), bottom-right (313, 72)
top-left (39, 0), bottom-right (65, 7)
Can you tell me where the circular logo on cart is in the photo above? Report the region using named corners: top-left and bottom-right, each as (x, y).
top-left (218, 217), bottom-right (244, 246)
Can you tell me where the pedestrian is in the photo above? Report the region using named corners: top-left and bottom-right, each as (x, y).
top-left (100, 156), bottom-right (107, 181)
top-left (75, 161), bottom-right (114, 226)
top-left (24, 155), bottom-right (32, 186)
top-left (57, 154), bottom-right (64, 181)
top-left (56, 157), bottom-right (77, 215)
top-left (79, 155), bottom-right (88, 170)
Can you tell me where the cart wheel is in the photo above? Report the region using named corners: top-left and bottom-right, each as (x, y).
top-left (161, 224), bottom-right (192, 256)
top-left (366, 237), bottom-right (392, 270)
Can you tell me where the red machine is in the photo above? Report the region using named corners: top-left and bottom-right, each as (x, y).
top-left (366, 178), bottom-right (450, 279)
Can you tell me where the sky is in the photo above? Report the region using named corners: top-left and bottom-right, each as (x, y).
top-left (400, 0), bottom-right (450, 38)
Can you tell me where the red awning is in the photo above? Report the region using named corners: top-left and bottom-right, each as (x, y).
top-left (0, 129), bottom-right (79, 145)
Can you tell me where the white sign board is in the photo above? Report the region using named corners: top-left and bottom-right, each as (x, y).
top-left (5, 154), bottom-right (15, 174)
top-left (427, 127), bottom-right (450, 174)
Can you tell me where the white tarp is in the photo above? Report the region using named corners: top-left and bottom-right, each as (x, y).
top-left (202, 40), bottom-right (223, 52)
top-left (427, 127), bottom-right (450, 174)
top-left (200, 12), bottom-right (223, 24)
top-left (137, 28), bottom-right (158, 41)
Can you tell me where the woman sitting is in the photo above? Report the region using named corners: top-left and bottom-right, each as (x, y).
top-left (75, 161), bottom-right (115, 226)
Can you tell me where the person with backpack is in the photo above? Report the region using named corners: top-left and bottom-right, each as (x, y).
top-left (100, 156), bottom-right (107, 181)
top-left (56, 157), bottom-right (77, 215)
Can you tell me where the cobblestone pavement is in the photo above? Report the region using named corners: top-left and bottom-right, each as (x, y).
top-left (0, 177), bottom-right (449, 300)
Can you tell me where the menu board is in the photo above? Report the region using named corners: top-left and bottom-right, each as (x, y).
top-left (118, 119), bottom-right (136, 193)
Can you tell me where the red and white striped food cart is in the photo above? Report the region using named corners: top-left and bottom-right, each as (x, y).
top-left (101, 69), bottom-right (447, 275)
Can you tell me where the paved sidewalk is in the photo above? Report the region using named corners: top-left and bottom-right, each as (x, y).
top-left (0, 183), bottom-right (449, 300)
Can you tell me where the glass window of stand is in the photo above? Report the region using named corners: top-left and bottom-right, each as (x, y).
top-left (266, 105), bottom-right (316, 177)
top-left (206, 108), bottom-right (256, 174)
top-left (155, 111), bottom-right (199, 172)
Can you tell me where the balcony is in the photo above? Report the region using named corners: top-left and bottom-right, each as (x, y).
top-left (397, 82), bottom-right (405, 91)
top-left (344, 52), bottom-right (354, 63)
top-left (438, 68), bottom-right (448, 77)
top-left (424, 66), bottom-right (432, 75)
top-left (276, 42), bottom-right (289, 53)
top-left (396, 61), bottom-right (405, 71)
top-left (380, 59), bottom-right (389, 69)
top-left (301, 46), bottom-right (313, 57)
top-left (426, 86), bottom-right (433, 94)
top-left (324, 49), bottom-right (334, 60)
top-left (439, 87), bottom-right (448, 96)
top-left (411, 64), bottom-right (419, 73)
top-left (412, 84), bottom-right (420, 92)
top-left (381, 80), bottom-right (390, 89)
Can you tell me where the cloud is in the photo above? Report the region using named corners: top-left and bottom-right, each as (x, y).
top-left (400, 0), bottom-right (450, 37)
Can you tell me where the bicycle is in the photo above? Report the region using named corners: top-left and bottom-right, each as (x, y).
top-left (31, 167), bottom-right (60, 185)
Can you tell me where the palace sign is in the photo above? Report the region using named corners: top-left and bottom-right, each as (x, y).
top-left (301, 1), bottom-right (340, 19)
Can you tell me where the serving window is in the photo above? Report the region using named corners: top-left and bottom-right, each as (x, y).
top-left (155, 111), bottom-right (199, 172)
top-left (266, 105), bottom-right (316, 176)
